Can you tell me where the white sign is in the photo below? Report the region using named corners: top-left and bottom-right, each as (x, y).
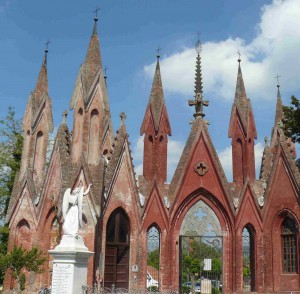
top-left (203, 259), bottom-right (212, 271)
top-left (52, 263), bottom-right (74, 294)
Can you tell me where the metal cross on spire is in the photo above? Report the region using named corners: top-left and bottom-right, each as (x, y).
top-left (45, 40), bottom-right (50, 53)
top-left (237, 50), bottom-right (241, 63)
top-left (156, 47), bottom-right (161, 59)
top-left (93, 8), bottom-right (100, 19)
top-left (104, 67), bottom-right (108, 79)
top-left (274, 74), bottom-right (281, 87)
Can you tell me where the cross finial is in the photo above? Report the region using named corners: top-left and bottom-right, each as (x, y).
top-left (62, 110), bottom-right (68, 124)
top-left (93, 8), bottom-right (100, 21)
top-left (104, 67), bottom-right (108, 79)
top-left (237, 50), bottom-right (241, 63)
top-left (275, 74), bottom-right (281, 88)
top-left (120, 112), bottom-right (127, 124)
top-left (45, 40), bottom-right (50, 54)
top-left (156, 47), bottom-right (161, 59)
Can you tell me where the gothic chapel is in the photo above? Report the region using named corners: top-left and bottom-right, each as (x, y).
top-left (4, 16), bottom-right (300, 294)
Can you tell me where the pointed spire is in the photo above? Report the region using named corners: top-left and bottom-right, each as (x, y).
top-left (188, 37), bottom-right (209, 118)
top-left (235, 52), bottom-right (247, 103)
top-left (33, 44), bottom-right (49, 106)
top-left (82, 12), bottom-right (102, 92)
top-left (148, 49), bottom-right (165, 130)
top-left (274, 74), bottom-right (283, 126)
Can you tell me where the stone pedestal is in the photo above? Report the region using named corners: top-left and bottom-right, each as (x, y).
top-left (49, 235), bottom-right (94, 294)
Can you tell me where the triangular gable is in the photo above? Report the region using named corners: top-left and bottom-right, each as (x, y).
top-left (103, 139), bottom-right (140, 221)
top-left (169, 119), bottom-right (234, 217)
top-left (263, 139), bottom-right (300, 219)
top-left (141, 184), bottom-right (168, 231)
top-left (235, 183), bottom-right (262, 230)
top-left (9, 184), bottom-right (38, 230)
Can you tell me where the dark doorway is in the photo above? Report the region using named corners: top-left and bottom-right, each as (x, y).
top-left (104, 208), bottom-right (130, 289)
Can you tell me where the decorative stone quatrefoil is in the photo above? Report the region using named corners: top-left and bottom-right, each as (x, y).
top-left (194, 161), bottom-right (209, 176)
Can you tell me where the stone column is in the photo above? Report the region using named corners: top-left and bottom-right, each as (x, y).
top-left (49, 235), bottom-right (94, 294)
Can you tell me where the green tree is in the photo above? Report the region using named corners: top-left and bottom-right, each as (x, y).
top-left (0, 107), bottom-right (23, 284)
top-left (0, 246), bottom-right (46, 292)
top-left (147, 248), bottom-right (159, 270)
top-left (283, 95), bottom-right (300, 143)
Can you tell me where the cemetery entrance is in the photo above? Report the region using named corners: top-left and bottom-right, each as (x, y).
top-left (179, 200), bottom-right (223, 294)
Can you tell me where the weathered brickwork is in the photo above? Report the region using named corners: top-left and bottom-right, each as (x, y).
top-left (4, 18), bottom-right (300, 294)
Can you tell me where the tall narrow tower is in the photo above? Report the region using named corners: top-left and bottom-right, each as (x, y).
top-left (70, 14), bottom-right (114, 165)
top-left (228, 56), bottom-right (257, 185)
top-left (20, 45), bottom-right (54, 182)
top-left (140, 51), bottom-right (171, 185)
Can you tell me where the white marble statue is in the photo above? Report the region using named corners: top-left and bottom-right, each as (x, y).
top-left (62, 183), bottom-right (92, 236)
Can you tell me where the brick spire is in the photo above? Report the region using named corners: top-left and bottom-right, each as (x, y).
top-left (33, 46), bottom-right (49, 109)
top-left (148, 55), bottom-right (166, 131)
top-left (140, 51), bottom-right (171, 185)
top-left (234, 57), bottom-right (248, 118)
top-left (274, 84), bottom-right (283, 127)
top-left (82, 15), bottom-right (103, 92)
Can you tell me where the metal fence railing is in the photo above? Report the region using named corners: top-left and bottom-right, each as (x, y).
top-left (81, 284), bottom-right (178, 294)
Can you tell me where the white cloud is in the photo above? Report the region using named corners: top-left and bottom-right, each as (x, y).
top-left (132, 136), bottom-right (184, 182)
top-left (254, 142), bottom-right (264, 176)
top-left (218, 142), bottom-right (265, 181)
top-left (218, 145), bottom-right (233, 181)
top-left (167, 139), bottom-right (184, 181)
top-left (132, 136), bottom-right (144, 177)
top-left (144, 0), bottom-right (300, 101)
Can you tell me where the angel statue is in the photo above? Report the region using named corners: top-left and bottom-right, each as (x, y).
top-left (62, 183), bottom-right (92, 236)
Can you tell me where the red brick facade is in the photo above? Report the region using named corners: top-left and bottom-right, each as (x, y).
top-left (4, 19), bottom-right (300, 293)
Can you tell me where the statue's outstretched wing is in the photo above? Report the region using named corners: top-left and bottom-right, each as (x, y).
top-left (62, 188), bottom-right (71, 220)
top-left (78, 186), bottom-right (84, 227)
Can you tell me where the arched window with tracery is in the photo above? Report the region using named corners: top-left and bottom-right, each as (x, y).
top-left (147, 225), bottom-right (160, 291)
top-left (281, 218), bottom-right (298, 273)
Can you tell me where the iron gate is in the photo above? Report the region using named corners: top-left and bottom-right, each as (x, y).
top-left (179, 235), bottom-right (223, 294)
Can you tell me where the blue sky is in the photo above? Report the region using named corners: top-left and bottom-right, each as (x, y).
top-left (0, 0), bottom-right (299, 181)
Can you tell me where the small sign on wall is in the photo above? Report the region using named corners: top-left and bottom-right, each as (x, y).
top-left (132, 265), bottom-right (139, 272)
top-left (203, 259), bottom-right (212, 271)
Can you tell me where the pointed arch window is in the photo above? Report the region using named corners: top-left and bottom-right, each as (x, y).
top-left (16, 219), bottom-right (31, 249)
top-left (88, 109), bottom-right (100, 165)
top-left (282, 218), bottom-right (298, 273)
top-left (242, 225), bottom-right (256, 292)
top-left (72, 108), bottom-right (83, 160)
top-left (33, 131), bottom-right (44, 175)
top-left (147, 225), bottom-right (160, 291)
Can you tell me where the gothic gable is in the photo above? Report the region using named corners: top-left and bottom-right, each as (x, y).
top-left (169, 119), bottom-right (234, 217)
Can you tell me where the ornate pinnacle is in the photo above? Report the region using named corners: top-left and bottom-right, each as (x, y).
top-left (188, 37), bottom-right (208, 118)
